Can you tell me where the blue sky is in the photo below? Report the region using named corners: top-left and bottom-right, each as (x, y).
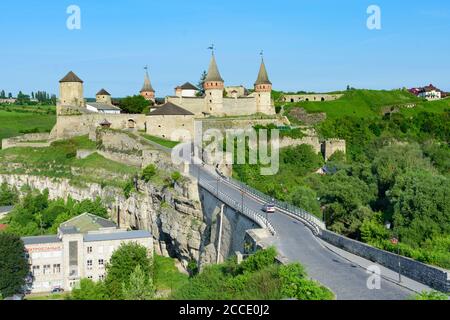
top-left (0, 0), bottom-right (449, 97)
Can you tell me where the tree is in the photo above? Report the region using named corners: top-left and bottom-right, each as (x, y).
top-left (387, 169), bottom-right (450, 247)
top-left (142, 164), bottom-right (157, 182)
top-left (0, 234), bottom-right (29, 297)
top-left (196, 71), bottom-right (207, 97)
top-left (372, 143), bottom-right (434, 194)
top-left (289, 186), bottom-right (321, 217)
top-left (0, 183), bottom-right (19, 206)
top-left (122, 265), bottom-right (155, 300)
top-left (105, 242), bottom-right (153, 299)
top-left (117, 95), bottom-right (151, 114)
top-left (69, 278), bottom-right (108, 300)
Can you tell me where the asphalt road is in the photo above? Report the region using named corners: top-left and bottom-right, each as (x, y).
top-left (189, 163), bottom-right (415, 300)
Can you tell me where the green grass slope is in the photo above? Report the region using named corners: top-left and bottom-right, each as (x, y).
top-left (282, 90), bottom-right (435, 121)
top-left (0, 105), bottom-right (56, 144)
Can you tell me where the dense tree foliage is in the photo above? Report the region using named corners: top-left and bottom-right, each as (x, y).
top-left (173, 248), bottom-right (333, 300)
top-left (234, 108), bottom-right (450, 268)
top-left (2, 189), bottom-right (107, 236)
top-left (117, 95), bottom-right (152, 114)
top-left (122, 265), bottom-right (155, 300)
top-left (0, 183), bottom-right (18, 206)
top-left (0, 233), bottom-right (29, 297)
top-left (105, 242), bottom-right (154, 300)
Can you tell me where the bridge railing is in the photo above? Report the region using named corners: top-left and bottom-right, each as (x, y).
top-left (199, 177), bottom-right (277, 236)
top-left (217, 171), bottom-right (325, 232)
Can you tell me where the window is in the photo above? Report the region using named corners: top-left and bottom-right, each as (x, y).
top-left (43, 265), bottom-right (51, 275)
top-left (53, 264), bottom-right (61, 274)
top-left (87, 276), bottom-right (93, 280)
top-left (98, 259), bottom-right (104, 267)
top-left (87, 260), bottom-right (93, 270)
top-left (99, 274), bottom-right (105, 281)
top-left (32, 265), bottom-right (40, 276)
top-left (87, 247), bottom-right (93, 254)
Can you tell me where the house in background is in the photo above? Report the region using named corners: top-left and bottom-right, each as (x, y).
top-left (175, 82), bottom-right (200, 97)
top-left (409, 84), bottom-right (444, 101)
top-left (86, 89), bottom-right (122, 114)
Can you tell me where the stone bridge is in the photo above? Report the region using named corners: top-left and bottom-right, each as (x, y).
top-left (175, 146), bottom-right (449, 299)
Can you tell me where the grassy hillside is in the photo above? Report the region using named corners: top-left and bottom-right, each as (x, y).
top-left (281, 90), bottom-right (450, 122)
top-left (0, 105), bottom-right (56, 143)
top-left (0, 136), bottom-right (139, 188)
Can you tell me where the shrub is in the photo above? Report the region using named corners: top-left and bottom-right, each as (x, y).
top-left (171, 171), bottom-right (182, 183)
top-left (141, 164), bottom-right (157, 182)
top-left (239, 246), bottom-right (277, 274)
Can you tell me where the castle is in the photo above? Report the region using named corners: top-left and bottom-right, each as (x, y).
top-left (50, 52), bottom-right (276, 141)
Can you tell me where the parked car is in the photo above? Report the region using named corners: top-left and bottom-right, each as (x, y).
top-left (51, 288), bottom-right (64, 294)
top-left (262, 203), bottom-right (276, 213)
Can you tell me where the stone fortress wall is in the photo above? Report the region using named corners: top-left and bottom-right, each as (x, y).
top-left (50, 114), bottom-right (147, 140)
top-left (282, 93), bottom-right (344, 103)
top-left (2, 133), bottom-right (51, 149)
top-left (146, 114), bottom-right (195, 141)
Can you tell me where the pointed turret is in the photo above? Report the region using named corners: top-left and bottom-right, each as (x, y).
top-left (254, 56), bottom-right (272, 92)
top-left (205, 53), bottom-right (224, 83)
top-left (140, 69), bottom-right (155, 102)
top-left (141, 70), bottom-right (155, 93)
top-left (204, 51), bottom-right (224, 115)
top-left (254, 54), bottom-right (275, 115)
top-left (255, 58), bottom-right (272, 86)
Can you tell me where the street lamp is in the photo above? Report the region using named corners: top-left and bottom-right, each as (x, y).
top-left (216, 177), bottom-right (220, 197)
top-left (241, 190), bottom-right (245, 213)
top-left (386, 222), bottom-right (402, 283)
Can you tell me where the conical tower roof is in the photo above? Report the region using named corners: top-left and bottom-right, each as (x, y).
top-left (255, 58), bottom-right (272, 86)
top-left (141, 70), bottom-right (155, 93)
top-left (96, 88), bottom-right (110, 96)
top-left (60, 71), bottom-right (83, 83)
top-left (205, 53), bottom-right (224, 83)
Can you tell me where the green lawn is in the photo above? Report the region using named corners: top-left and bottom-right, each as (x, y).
top-left (0, 105), bottom-right (56, 146)
top-left (154, 255), bottom-right (189, 292)
top-left (141, 134), bottom-right (180, 149)
top-left (25, 293), bottom-right (69, 300)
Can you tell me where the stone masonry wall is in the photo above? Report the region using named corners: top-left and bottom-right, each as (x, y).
top-left (2, 133), bottom-right (51, 149)
top-left (320, 230), bottom-right (450, 293)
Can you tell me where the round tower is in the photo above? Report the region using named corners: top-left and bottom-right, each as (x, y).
top-left (140, 68), bottom-right (155, 103)
top-left (96, 88), bottom-right (112, 105)
top-left (204, 52), bottom-right (224, 115)
top-left (59, 71), bottom-right (84, 112)
top-left (254, 55), bottom-right (275, 115)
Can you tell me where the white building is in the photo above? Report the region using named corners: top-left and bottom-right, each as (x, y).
top-left (175, 82), bottom-right (199, 97)
top-left (85, 89), bottom-right (122, 114)
top-left (410, 84), bottom-right (444, 101)
top-left (22, 213), bottom-right (153, 293)
top-left (86, 102), bottom-right (122, 114)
